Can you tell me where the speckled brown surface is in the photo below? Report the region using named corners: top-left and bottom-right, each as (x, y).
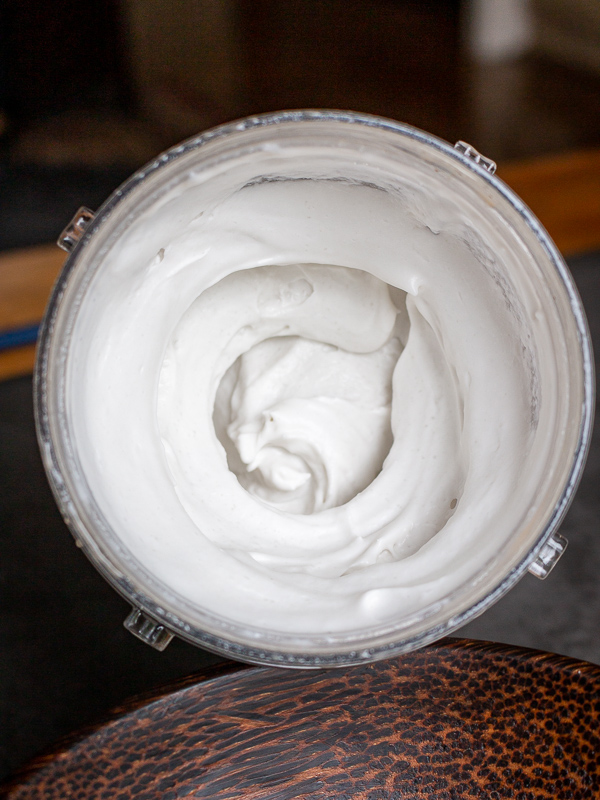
top-left (2, 639), bottom-right (599, 800)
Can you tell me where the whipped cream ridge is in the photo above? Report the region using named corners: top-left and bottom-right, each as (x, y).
top-left (68, 146), bottom-right (555, 638)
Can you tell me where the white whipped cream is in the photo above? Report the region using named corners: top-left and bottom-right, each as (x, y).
top-left (68, 154), bottom-right (554, 637)
top-left (164, 265), bottom-right (403, 517)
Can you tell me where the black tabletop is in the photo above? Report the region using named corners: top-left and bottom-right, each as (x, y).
top-left (1, 251), bottom-right (598, 783)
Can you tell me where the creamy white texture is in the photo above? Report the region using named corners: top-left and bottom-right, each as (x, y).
top-left (69, 167), bottom-right (549, 636)
top-left (166, 265), bottom-right (403, 517)
top-left (214, 324), bottom-right (403, 515)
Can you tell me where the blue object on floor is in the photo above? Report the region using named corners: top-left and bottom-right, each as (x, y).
top-left (0, 323), bottom-right (39, 351)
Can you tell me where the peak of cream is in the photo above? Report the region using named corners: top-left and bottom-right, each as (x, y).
top-left (69, 172), bottom-right (545, 635)
top-left (166, 264), bottom-right (402, 516)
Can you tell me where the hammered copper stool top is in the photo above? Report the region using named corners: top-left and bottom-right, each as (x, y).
top-left (2, 638), bottom-right (600, 800)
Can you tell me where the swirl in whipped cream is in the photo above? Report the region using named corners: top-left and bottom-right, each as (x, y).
top-left (69, 168), bottom-right (547, 635)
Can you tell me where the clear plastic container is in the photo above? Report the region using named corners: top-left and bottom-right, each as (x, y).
top-left (35, 111), bottom-right (594, 666)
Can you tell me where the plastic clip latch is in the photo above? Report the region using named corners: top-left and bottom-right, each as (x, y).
top-left (528, 533), bottom-right (568, 579)
top-left (454, 141), bottom-right (497, 174)
top-left (124, 608), bottom-right (174, 651)
top-left (57, 206), bottom-right (95, 252)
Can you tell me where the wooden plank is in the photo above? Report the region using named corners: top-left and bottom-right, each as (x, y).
top-left (0, 244), bottom-right (65, 381)
top-left (498, 149), bottom-right (600, 257)
top-left (0, 243), bottom-right (65, 328)
top-left (1, 148), bottom-right (599, 382)
top-left (0, 344), bottom-right (38, 382)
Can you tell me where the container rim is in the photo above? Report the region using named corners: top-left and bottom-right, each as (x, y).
top-left (34, 109), bottom-right (595, 667)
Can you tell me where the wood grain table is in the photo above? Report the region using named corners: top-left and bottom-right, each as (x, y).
top-left (2, 639), bottom-right (599, 800)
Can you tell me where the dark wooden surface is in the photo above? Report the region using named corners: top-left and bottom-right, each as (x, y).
top-left (2, 639), bottom-right (600, 800)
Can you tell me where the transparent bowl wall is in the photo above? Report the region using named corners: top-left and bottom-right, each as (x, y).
top-left (35, 111), bottom-right (594, 667)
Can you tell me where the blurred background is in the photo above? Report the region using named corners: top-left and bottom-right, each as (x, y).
top-left (1, 0), bottom-right (600, 249)
top-left (1, 0), bottom-right (600, 786)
